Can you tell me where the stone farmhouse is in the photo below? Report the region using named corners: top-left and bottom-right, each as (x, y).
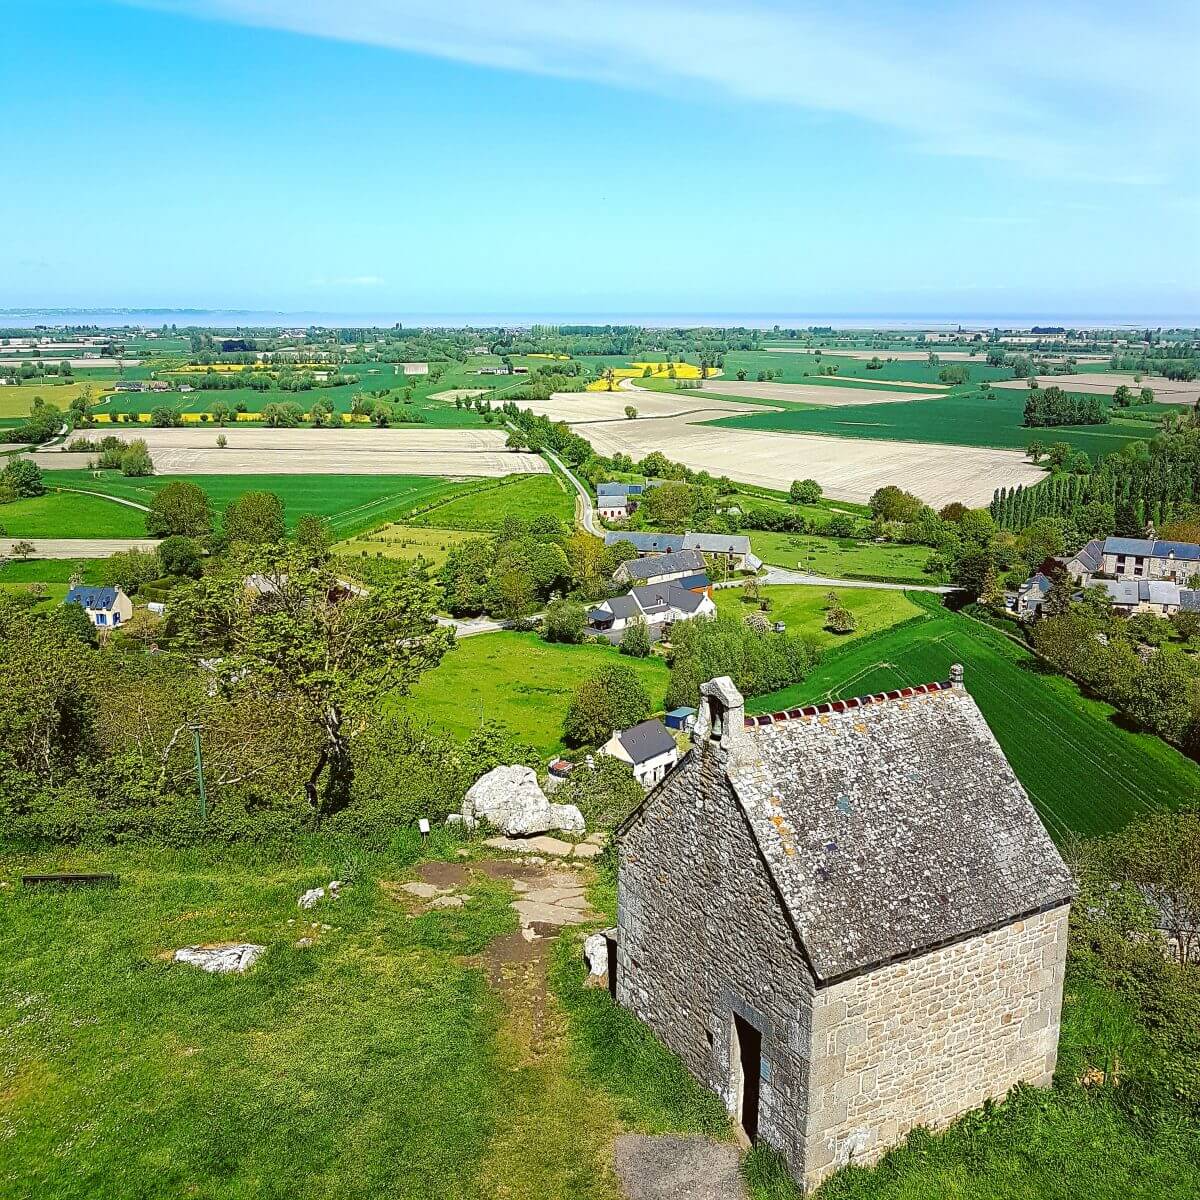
top-left (1100, 536), bottom-right (1200, 583)
top-left (587, 582), bottom-right (716, 639)
top-left (604, 531), bottom-right (687, 556)
top-left (600, 718), bottom-right (679, 788)
top-left (65, 585), bottom-right (133, 630)
top-left (614, 548), bottom-right (708, 589)
top-left (603, 530), bottom-right (761, 573)
top-left (615, 672), bottom-right (1073, 1192)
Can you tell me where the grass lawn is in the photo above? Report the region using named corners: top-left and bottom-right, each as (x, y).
top-left (401, 632), bottom-right (670, 756)
top-left (334, 525), bottom-right (480, 570)
top-left (709, 390), bottom-right (1156, 459)
top-left (750, 532), bottom-right (943, 584)
top-left (716, 585), bottom-right (922, 648)
top-left (0, 557), bottom-right (102, 585)
top-left (747, 594), bottom-right (1200, 841)
top-left (0, 491), bottom-right (147, 538)
top-left (405, 472), bottom-right (575, 531)
top-left (46, 470), bottom-right (476, 536)
top-left (0, 839), bottom-right (727, 1200)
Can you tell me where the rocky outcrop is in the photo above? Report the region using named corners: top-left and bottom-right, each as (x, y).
top-left (456, 766), bottom-right (587, 837)
top-left (173, 943), bottom-right (265, 974)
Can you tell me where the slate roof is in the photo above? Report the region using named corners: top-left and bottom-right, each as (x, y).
top-left (630, 583), bottom-right (708, 614)
top-left (674, 573), bottom-right (711, 592)
top-left (1020, 572), bottom-right (1052, 595)
top-left (620, 676), bottom-right (1074, 983)
top-left (597, 482), bottom-right (645, 499)
top-left (1068, 539), bottom-right (1103, 573)
top-left (599, 594), bottom-right (642, 619)
top-left (1104, 536), bottom-right (1200, 561)
top-left (682, 532), bottom-right (752, 555)
top-left (1095, 578), bottom-right (1186, 606)
top-left (618, 549), bottom-right (706, 581)
top-left (1181, 590), bottom-right (1200, 612)
top-left (617, 719), bottom-right (677, 764)
top-left (604, 531), bottom-right (685, 554)
top-left (65, 586), bottom-right (121, 611)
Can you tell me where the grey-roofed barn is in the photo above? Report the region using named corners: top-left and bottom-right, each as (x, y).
top-left (614, 548), bottom-right (706, 584)
top-left (614, 672), bottom-right (1073, 1192)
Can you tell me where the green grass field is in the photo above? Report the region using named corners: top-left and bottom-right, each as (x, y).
top-left (0, 380), bottom-right (104, 417)
top-left (401, 632), bottom-right (670, 756)
top-left (715, 585), bottom-right (922, 648)
top-left (709, 390), bottom-right (1156, 458)
top-left (405, 473), bottom-right (575, 531)
top-left (0, 557), bottom-right (102, 584)
top-left (45, 471), bottom-right (476, 536)
top-left (747, 596), bottom-right (1200, 841)
top-left (334, 525), bottom-right (480, 570)
top-left (0, 491), bottom-right (147, 538)
top-left (749, 532), bottom-right (942, 584)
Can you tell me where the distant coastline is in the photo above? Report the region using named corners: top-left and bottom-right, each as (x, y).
top-left (1, 308), bottom-right (1196, 331)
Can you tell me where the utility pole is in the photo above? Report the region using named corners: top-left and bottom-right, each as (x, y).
top-left (189, 720), bottom-right (207, 823)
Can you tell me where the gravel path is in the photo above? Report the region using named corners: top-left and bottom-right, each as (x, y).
top-left (613, 1134), bottom-right (746, 1200)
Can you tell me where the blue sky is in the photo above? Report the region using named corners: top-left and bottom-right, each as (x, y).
top-left (3, 0), bottom-right (1198, 318)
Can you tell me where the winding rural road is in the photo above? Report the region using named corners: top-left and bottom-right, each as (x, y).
top-left (542, 447), bottom-right (600, 536)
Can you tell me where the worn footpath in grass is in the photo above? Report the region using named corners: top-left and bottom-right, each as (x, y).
top-left (748, 595), bottom-right (1200, 840)
top-left (715, 585), bottom-right (922, 648)
top-left (749, 532), bottom-right (942, 584)
top-left (0, 491), bottom-right (147, 538)
top-left (401, 632), bottom-right (670, 756)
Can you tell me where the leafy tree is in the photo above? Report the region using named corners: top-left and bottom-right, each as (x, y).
top-left (210, 400), bottom-right (233, 426)
top-left (620, 617), bottom-right (651, 658)
top-left (158, 535), bottom-right (203, 579)
top-left (224, 490), bottom-right (286, 546)
top-left (150, 406), bottom-right (180, 427)
top-left (11, 540), bottom-right (35, 560)
top-left (294, 513), bottom-right (334, 558)
top-left (624, 405), bottom-right (638, 420)
top-left (1026, 439), bottom-right (1045, 463)
top-left (824, 604), bottom-right (857, 634)
top-left (120, 438), bottom-right (154, 477)
top-left (563, 663), bottom-right (651, 747)
top-left (0, 457), bottom-right (45, 499)
top-left (869, 485), bottom-right (924, 523)
top-left (146, 480), bottom-right (213, 538)
top-left (543, 598), bottom-right (587, 644)
top-left (97, 548), bottom-right (162, 593)
top-left (553, 754), bottom-right (644, 828)
top-left (789, 478), bottom-right (822, 505)
top-left (216, 433), bottom-right (228, 449)
top-left (168, 544), bottom-right (452, 816)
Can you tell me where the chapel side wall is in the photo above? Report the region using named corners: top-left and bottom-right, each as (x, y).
top-left (801, 903), bottom-right (1070, 1192)
top-left (617, 748), bottom-right (816, 1181)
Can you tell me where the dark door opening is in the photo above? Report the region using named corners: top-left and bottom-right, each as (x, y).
top-left (605, 935), bottom-right (618, 1000)
top-left (733, 1013), bottom-right (762, 1142)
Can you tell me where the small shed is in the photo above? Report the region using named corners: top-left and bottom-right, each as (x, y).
top-left (663, 707), bottom-right (696, 732)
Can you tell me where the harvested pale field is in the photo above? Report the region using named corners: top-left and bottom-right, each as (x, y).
top-left (33, 426), bottom-right (548, 477)
top-left (694, 380), bottom-right (940, 405)
top-left (992, 373), bottom-right (1200, 402)
top-left (1, 538), bottom-right (158, 559)
top-left (0, 357), bottom-right (139, 368)
top-left (763, 347), bottom-right (1109, 363)
top-left (519, 390), bottom-right (754, 424)
top-left (430, 389), bottom-right (489, 402)
top-left (573, 413), bottom-right (1043, 508)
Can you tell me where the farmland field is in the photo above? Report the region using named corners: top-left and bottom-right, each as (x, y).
top-left (405, 472), bottom-right (574, 531)
top-left (0, 380), bottom-right (111, 417)
top-left (401, 632), bottom-right (670, 756)
top-left (45, 470), bottom-right (478, 536)
top-left (334, 525), bottom-right (479, 570)
top-left (748, 532), bottom-right (942, 583)
top-left (747, 595), bottom-right (1200, 840)
top-left (0, 491), bottom-right (146, 538)
top-left (710, 390), bottom-right (1158, 458)
top-left (0, 557), bottom-right (102, 585)
top-left (715, 584), bottom-right (922, 647)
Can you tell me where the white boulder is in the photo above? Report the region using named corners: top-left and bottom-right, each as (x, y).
top-left (463, 765), bottom-right (554, 837)
top-left (174, 943), bottom-right (265, 974)
top-left (550, 803), bottom-right (586, 835)
top-left (298, 880), bottom-right (343, 909)
top-left (583, 932), bottom-right (610, 977)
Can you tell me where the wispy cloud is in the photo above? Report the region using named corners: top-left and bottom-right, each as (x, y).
top-left (121, 0), bottom-right (1196, 182)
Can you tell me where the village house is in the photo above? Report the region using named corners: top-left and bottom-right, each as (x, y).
top-left (603, 531), bottom-right (685, 557)
top-left (615, 672), bottom-right (1073, 1193)
top-left (682, 531), bottom-right (762, 574)
top-left (587, 581), bottom-right (716, 638)
top-left (65, 585), bottom-right (133, 630)
top-left (614, 548), bottom-right (708, 590)
top-left (1060, 538), bottom-right (1103, 582)
top-left (600, 718), bottom-right (679, 788)
top-left (1099, 537), bottom-right (1200, 584)
top-left (596, 482), bottom-right (647, 521)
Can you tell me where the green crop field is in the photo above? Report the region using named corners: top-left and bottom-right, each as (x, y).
top-left (749, 532), bottom-right (942, 584)
top-left (723, 349), bottom-right (1012, 389)
top-left (0, 380), bottom-right (106, 417)
top-left (0, 491), bottom-right (147, 538)
top-left (401, 632), bottom-right (670, 756)
top-left (405, 473), bottom-right (574, 531)
top-left (46, 471), bottom-right (476, 536)
top-left (709, 390), bottom-right (1157, 458)
top-left (747, 596), bottom-right (1200, 841)
top-left (0, 557), bottom-right (102, 585)
top-left (715, 584), bottom-right (922, 648)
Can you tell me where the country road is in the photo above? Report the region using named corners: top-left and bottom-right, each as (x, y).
top-left (759, 566), bottom-right (955, 593)
top-left (543, 447), bottom-right (600, 536)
